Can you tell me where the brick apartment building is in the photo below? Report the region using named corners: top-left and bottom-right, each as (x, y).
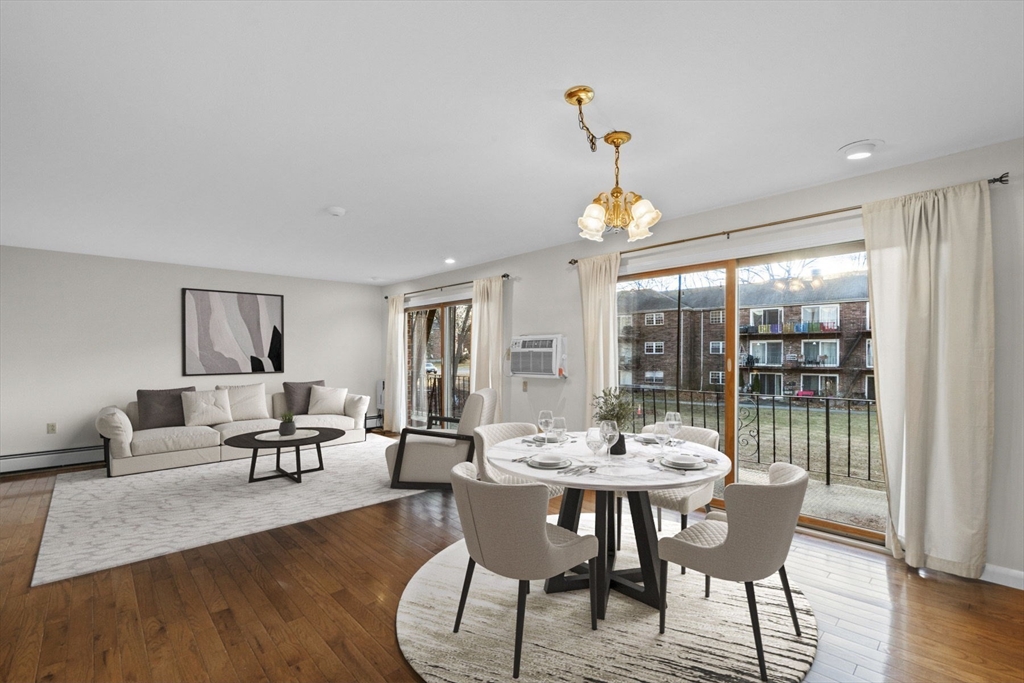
top-left (618, 273), bottom-right (874, 399)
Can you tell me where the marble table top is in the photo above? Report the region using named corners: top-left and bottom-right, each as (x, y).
top-left (487, 432), bottom-right (731, 492)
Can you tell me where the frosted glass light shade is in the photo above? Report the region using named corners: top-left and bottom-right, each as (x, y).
top-left (630, 199), bottom-right (661, 231)
top-left (627, 221), bottom-right (652, 242)
top-left (578, 202), bottom-right (607, 241)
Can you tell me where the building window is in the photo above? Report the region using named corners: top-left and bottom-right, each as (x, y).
top-left (645, 370), bottom-right (665, 384)
top-left (618, 314), bottom-right (632, 332)
top-left (709, 371), bottom-right (725, 385)
top-left (865, 375), bottom-right (875, 400)
top-left (866, 339), bottom-right (873, 368)
top-left (801, 374), bottom-right (839, 396)
top-left (750, 308), bottom-right (783, 326)
top-left (749, 373), bottom-right (783, 395)
top-left (749, 340), bottom-right (783, 366)
top-left (710, 310), bottom-right (725, 324)
top-left (866, 301), bottom-right (871, 330)
top-left (802, 339), bottom-right (839, 366)
top-left (802, 305), bottom-right (839, 325)
top-left (645, 312), bottom-right (665, 326)
top-left (709, 341), bottom-right (725, 355)
top-left (644, 341), bottom-right (664, 355)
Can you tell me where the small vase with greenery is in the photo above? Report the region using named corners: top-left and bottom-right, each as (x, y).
top-left (591, 388), bottom-right (633, 455)
top-left (279, 412), bottom-right (296, 436)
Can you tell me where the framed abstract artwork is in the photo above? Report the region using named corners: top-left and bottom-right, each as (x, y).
top-left (182, 288), bottom-right (284, 376)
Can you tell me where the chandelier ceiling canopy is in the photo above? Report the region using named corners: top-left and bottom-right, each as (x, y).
top-left (565, 85), bottom-right (661, 243)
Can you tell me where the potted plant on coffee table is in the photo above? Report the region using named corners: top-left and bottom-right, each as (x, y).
top-left (279, 412), bottom-right (296, 436)
top-left (591, 387), bottom-right (633, 455)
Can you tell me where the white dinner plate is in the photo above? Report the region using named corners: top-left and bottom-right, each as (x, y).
top-left (660, 458), bottom-right (708, 471)
top-left (634, 434), bottom-right (660, 444)
top-left (527, 458), bottom-right (572, 470)
top-left (663, 453), bottom-right (702, 466)
top-left (532, 434), bottom-right (569, 444)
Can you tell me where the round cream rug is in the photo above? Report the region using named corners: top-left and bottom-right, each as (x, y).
top-left (396, 513), bottom-right (817, 682)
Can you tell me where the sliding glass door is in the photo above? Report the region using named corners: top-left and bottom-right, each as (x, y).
top-left (405, 301), bottom-right (472, 428)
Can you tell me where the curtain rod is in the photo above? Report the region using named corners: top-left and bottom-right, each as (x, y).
top-left (568, 172), bottom-right (1010, 265)
top-left (384, 273), bottom-right (509, 299)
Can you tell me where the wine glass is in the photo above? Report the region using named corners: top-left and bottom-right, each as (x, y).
top-left (652, 422), bottom-right (671, 454)
top-left (538, 410), bottom-right (554, 443)
top-left (551, 417), bottom-right (567, 446)
top-left (665, 411), bottom-right (683, 447)
top-left (600, 420), bottom-right (619, 459)
top-left (585, 427), bottom-right (604, 460)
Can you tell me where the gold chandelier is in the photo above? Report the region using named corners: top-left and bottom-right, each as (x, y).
top-left (565, 85), bottom-right (661, 243)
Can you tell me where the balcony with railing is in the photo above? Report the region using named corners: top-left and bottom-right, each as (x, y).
top-left (740, 322), bottom-right (842, 335)
top-left (618, 385), bottom-right (887, 534)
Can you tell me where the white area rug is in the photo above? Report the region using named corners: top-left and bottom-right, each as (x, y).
top-left (397, 512), bottom-right (817, 682)
top-left (33, 433), bottom-right (415, 586)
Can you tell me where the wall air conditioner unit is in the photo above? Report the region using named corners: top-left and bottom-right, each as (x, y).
top-left (509, 335), bottom-right (567, 378)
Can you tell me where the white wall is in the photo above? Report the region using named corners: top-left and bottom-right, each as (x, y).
top-left (384, 138), bottom-right (1024, 580)
top-left (0, 247), bottom-right (384, 456)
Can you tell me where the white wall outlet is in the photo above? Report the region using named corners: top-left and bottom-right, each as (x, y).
top-left (46, 422), bottom-right (57, 434)
top-left (522, 380), bottom-right (528, 392)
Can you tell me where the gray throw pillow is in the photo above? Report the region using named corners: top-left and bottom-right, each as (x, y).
top-left (136, 386), bottom-right (195, 430)
top-left (283, 380), bottom-right (325, 415)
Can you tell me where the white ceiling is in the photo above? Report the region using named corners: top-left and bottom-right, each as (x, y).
top-left (2, 1), bottom-right (1022, 284)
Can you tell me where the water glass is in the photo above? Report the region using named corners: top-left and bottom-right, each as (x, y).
top-left (538, 410), bottom-right (554, 442)
top-left (652, 421), bottom-right (671, 453)
top-left (551, 417), bottom-right (567, 446)
top-left (585, 427), bottom-right (604, 459)
top-left (665, 411), bottom-right (683, 446)
top-left (599, 420), bottom-right (619, 459)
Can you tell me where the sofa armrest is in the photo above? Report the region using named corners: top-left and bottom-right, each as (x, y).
top-left (95, 406), bottom-right (133, 459)
top-left (345, 393), bottom-right (370, 424)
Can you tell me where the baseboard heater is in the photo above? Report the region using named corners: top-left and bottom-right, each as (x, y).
top-left (0, 445), bottom-right (104, 475)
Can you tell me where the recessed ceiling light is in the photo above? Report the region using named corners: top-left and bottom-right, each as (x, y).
top-left (445, 258), bottom-right (456, 265)
top-left (838, 139), bottom-right (884, 160)
top-left (327, 206), bottom-right (347, 217)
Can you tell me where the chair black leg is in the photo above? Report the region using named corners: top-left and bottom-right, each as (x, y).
top-left (453, 558), bottom-right (475, 633)
top-left (745, 581), bottom-right (768, 682)
top-left (657, 506), bottom-right (662, 532)
top-left (779, 564), bottom-right (801, 637)
top-left (705, 574), bottom-right (711, 598)
top-left (680, 514), bottom-right (688, 574)
top-left (659, 559), bottom-right (668, 634)
top-left (616, 496), bottom-right (623, 550)
top-left (589, 557), bottom-right (597, 630)
top-left (513, 580), bottom-right (528, 679)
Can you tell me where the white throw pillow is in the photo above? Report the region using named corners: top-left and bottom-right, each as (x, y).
top-left (215, 383), bottom-right (269, 421)
top-left (308, 386), bottom-right (348, 416)
top-left (182, 389), bottom-right (233, 427)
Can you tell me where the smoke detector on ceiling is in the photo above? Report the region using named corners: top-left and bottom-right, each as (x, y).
top-left (838, 140), bottom-right (884, 160)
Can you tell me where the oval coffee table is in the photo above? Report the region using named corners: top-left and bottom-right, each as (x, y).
top-left (224, 427), bottom-right (346, 483)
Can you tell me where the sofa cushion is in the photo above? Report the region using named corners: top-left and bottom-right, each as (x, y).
top-left (182, 389), bottom-right (234, 426)
top-left (283, 380), bottom-right (325, 415)
top-left (136, 386), bottom-right (195, 430)
top-left (212, 419), bottom-right (282, 442)
top-left (215, 383), bottom-right (270, 421)
top-left (130, 426), bottom-right (221, 456)
top-left (293, 413), bottom-right (357, 431)
top-left (308, 386), bottom-right (348, 415)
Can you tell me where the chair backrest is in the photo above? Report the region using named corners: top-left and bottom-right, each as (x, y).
top-left (719, 462), bottom-right (808, 581)
top-left (456, 388), bottom-right (498, 436)
top-left (472, 422), bottom-right (539, 483)
top-left (450, 461), bottom-right (553, 580)
top-left (641, 424), bottom-right (720, 449)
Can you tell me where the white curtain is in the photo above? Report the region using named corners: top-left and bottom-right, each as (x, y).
top-left (863, 181), bottom-right (993, 579)
top-left (383, 296), bottom-right (407, 432)
top-left (577, 252), bottom-right (621, 428)
top-left (471, 275), bottom-right (504, 421)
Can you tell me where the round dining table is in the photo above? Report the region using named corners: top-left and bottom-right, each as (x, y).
top-left (488, 432), bottom-right (731, 619)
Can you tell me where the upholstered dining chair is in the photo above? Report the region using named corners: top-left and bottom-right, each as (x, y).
top-left (472, 422), bottom-right (565, 499)
top-left (385, 388), bottom-right (496, 490)
top-left (657, 462), bottom-right (809, 682)
top-left (613, 425), bottom-right (720, 550)
top-left (449, 461), bottom-right (599, 679)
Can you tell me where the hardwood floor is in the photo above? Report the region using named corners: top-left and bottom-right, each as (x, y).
top-left (1, 467), bottom-right (1021, 683)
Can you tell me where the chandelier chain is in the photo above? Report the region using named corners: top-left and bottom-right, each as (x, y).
top-left (576, 99), bottom-right (597, 152)
top-left (614, 144), bottom-right (620, 187)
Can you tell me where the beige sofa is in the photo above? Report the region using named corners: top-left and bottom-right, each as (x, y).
top-left (96, 391), bottom-right (369, 477)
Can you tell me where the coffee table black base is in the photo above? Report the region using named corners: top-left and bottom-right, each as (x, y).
top-left (247, 443), bottom-right (326, 484)
top-left (544, 488), bottom-right (662, 619)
